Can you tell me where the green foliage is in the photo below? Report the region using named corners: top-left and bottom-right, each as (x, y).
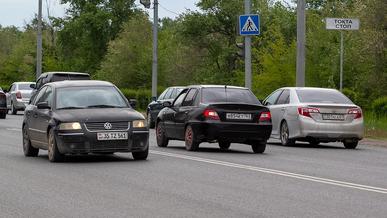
top-left (120, 88), bottom-right (151, 111)
top-left (372, 96), bottom-right (387, 117)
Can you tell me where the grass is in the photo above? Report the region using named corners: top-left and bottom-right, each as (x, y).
top-left (364, 112), bottom-right (387, 140)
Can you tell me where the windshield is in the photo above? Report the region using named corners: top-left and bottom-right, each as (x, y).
top-left (18, 83), bottom-right (34, 90)
top-left (171, 88), bottom-right (184, 99)
top-left (202, 87), bottom-right (260, 105)
top-left (56, 86), bottom-right (128, 109)
top-left (296, 89), bottom-right (353, 104)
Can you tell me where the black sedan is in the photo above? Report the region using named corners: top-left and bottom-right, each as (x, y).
top-left (0, 87), bottom-right (6, 119)
top-left (156, 85), bottom-right (272, 153)
top-left (22, 80), bottom-right (149, 162)
top-left (146, 86), bottom-right (184, 128)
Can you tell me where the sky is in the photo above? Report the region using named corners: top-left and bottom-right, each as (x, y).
top-left (0, 0), bottom-right (200, 28)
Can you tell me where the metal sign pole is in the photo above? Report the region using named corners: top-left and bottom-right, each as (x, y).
top-left (244, 0), bottom-right (252, 89)
top-left (340, 31), bottom-right (344, 92)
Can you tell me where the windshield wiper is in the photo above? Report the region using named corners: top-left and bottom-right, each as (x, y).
top-left (57, 106), bottom-right (85, 110)
top-left (86, 105), bottom-right (125, 108)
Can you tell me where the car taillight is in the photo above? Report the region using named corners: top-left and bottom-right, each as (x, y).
top-left (16, 91), bottom-right (22, 99)
top-left (298, 107), bottom-right (320, 118)
top-left (348, 108), bottom-right (362, 119)
top-left (259, 111), bottom-right (271, 122)
top-left (203, 109), bottom-right (220, 120)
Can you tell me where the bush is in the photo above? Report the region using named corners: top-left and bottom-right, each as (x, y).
top-left (372, 96), bottom-right (387, 117)
top-left (342, 88), bottom-right (358, 104)
top-left (119, 88), bottom-right (152, 111)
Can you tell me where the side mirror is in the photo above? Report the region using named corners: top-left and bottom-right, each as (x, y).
top-left (129, 99), bottom-right (137, 109)
top-left (30, 83), bottom-right (36, 89)
top-left (37, 102), bottom-right (51, 110)
top-left (163, 101), bottom-right (172, 107)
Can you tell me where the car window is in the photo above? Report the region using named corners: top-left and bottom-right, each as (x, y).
top-left (296, 89), bottom-right (353, 104)
top-left (36, 78), bottom-right (44, 89)
top-left (51, 74), bottom-right (90, 82)
top-left (201, 87), bottom-right (260, 105)
top-left (40, 87), bottom-right (53, 107)
top-left (17, 83), bottom-right (33, 90)
top-left (158, 89), bottom-right (169, 100)
top-left (164, 88), bottom-right (174, 99)
top-left (33, 86), bottom-right (48, 105)
top-left (56, 86), bottom-right (128, 109)
top-left (276, 89), bottom-right (290, 105)
top-left (173, 91), bottom-right (188, 107)
top-left (10, 85), bottom-right (15, 92)
top-left (264, 90), bottom-right (283, 106)
top-left (170, 88), bottom-right (184, 99)
top-left (182, 89), bottom-right (198, 106)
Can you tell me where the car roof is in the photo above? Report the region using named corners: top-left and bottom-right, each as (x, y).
top-left (47, 80), bottom-right (114, 88)
top-left (39, 71), bottom-right (90, 78)
top-left (12, 82), bottom-right (35, 84)
top-left (279, 87), bottom-right (339, 92)
top-left (187, 85), bottom-right (249, 90)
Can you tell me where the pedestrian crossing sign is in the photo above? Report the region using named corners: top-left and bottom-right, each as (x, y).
top-left (239, 14), bottom-right (260, 36)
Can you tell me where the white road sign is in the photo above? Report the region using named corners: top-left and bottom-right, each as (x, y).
top-left (326, 18), bottom-right (360, 30)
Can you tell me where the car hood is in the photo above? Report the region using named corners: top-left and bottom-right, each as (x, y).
top-left (54, 108), bottom-right (145, 123)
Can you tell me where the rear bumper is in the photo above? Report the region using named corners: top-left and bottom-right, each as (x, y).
top-left (55, 129), bottom-right (149, 154)
top-left (191, 121), bottom-right (272, 143)
top-left (14, 99), bottom-right (29, 110)
top-left (295, 116), bottom-right (364, 141)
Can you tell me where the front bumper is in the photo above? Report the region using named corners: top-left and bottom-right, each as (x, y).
top-left (296, 116), bottom-right (364, 141)
top-left (55, 129), bottom-right (149, 154)
top-left (191, 121), bottom-right (272, 143)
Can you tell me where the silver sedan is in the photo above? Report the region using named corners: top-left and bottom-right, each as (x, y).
top-left (263, 87), bottom-right (363, 149)
top-left (6, 82), bottom-right (35, 115)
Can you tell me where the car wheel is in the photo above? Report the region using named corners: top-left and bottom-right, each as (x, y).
top-left (22, 125), bottom-right (39, 157)
top-left (280, 121), bottom-right (295, 146)
top-left (48, 129), bottom-right (64, 162)
top-left (132, 147), bottom-right (149, 160)
top-left (10, 101), bottom-right (17, 115)
top-left (156, 121), bottom-right (169, 147)
top-left (218, 141), bottom-right (231, 151)
top-left (185, 125), bottom-right (200, 151)
top-left (0, 112), bottom-right (6, 119)
top-left (147, 112), bottom-right (155, 129)
top-left (343, 140), bottom-right (358, 149)
top-left (251, 141), bottom-right (266, 153)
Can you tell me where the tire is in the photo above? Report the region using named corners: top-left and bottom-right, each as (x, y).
top-left (343, 140), bottom-right (358, 149)
top-left (280, 121), bottom-right (295, 146)
top-left (156, 121), bottom-right (169, 147)
top-left (185, 125), bottom-right (200, 151)
top-left (218, 141), bottom-right (231, 151)
top-left (22, 125), bottom-right (39, 157)
top-left (251, 141), bottom-right (266, 153)
top-left (132, 146), bottom-right (149, 160)
top-left (10, 102), bottom-right (17, 115)
top-left (48, 129), bottom-right (64, 162)
top-left (0, 112), bottom-right (6, 119)
top-left (147, 112), bottom-right (155, 129)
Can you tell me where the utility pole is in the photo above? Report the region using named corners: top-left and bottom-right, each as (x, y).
top-left (339, 31), bottom-right (344, 91)
top-left (296, 0), bottom-right (305, 87)
top-left (151, 0), bottom-right (158, 101)
top-left (36, 0), bottom-right (43, 79)
top-left (244, 0), bottom-right (252, 89)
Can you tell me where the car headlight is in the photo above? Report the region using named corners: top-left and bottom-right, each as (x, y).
top-left (59, 122), bottom-right (82, 130)
top-left (132, 120), bottom-right (147, 128)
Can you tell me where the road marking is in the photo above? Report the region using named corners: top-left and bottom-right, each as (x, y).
top-left (6, 128), bottom-right (21, 132)
top-left (150, 150), bottom-right (387, 195)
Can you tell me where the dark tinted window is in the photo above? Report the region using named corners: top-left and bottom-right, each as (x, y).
top-left (202, 87), bottom-right (260, 105)
top-left (276, 90), bottom-right (290, 104)
top-left (182, 89), bottom-right (198, 106)
top-left (296, 89), bottom-right (353, 104)
top-left (56, 86), bottom-right (128, 109)
top-left (51, 74), bottom-right (90, 82)
top-left (17, 83), bottom-right (33, 90)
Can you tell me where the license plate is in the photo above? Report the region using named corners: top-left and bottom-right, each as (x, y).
top-left (226, 113), bottom-right (252, 120)
top-left (322, 114), bottom-right (345, 120)
top-left (97, 132), bottom-right (128, 141)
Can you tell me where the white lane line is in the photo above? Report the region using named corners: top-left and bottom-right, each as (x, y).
top-left (150, 150), bottom-right (387, 195)
top-left (6, 128), bottom-right (21, 132)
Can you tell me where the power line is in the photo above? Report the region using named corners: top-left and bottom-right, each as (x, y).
top-left (158, 3), bottom-right (180, 16)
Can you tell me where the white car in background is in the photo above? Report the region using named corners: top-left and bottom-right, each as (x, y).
top-left (6, 82), bottom-right (35, 115)
top-left (263, 87), bottom-right (364, 149)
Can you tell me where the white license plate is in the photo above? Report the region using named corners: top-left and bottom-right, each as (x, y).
top-left (97, 132), bottom-right (128, 141)
top-left (226, 113), bottom-right (252, 120)
top-left (322, 114), bottom-right (345, 120)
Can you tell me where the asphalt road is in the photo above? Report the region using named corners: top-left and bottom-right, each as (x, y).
top-left (1, 114), bottom-right (387, 218)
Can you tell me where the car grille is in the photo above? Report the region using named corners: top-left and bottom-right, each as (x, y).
top-left (85, 122), bottom-right (129, 131)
